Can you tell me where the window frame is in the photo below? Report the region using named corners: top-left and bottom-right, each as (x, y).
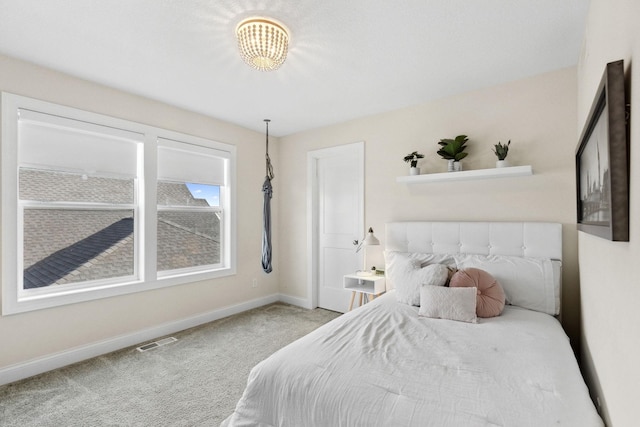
top-left (2, 93), bottom-right (236, 315)
top-left (156, 137), bottom-right (228, 277)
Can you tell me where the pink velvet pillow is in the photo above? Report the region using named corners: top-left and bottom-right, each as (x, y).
top-left (450, 268), bottom-right (505, 318)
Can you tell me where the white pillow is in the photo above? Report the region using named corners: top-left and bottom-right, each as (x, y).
top-left (384, 251), bottom-right (456, 291)
top-left (419, 286), bottom-right (477, 323)
top-left (453, 254), bottom-right (559, 315)
top-left (384, 252), bottom-right (449, 306)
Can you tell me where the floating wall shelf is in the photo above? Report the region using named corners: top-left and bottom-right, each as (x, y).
top-left (396, 165), bottom-right (533, 184)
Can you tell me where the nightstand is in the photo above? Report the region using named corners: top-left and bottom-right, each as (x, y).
top-left (343, 274), bottom-right (386, 311)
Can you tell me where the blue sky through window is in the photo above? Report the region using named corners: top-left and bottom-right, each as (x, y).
top-left (186, 183), bottom-right (220, 206)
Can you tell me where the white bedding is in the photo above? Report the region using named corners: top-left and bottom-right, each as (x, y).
top-left (223, 291), bottom-right (602, 427)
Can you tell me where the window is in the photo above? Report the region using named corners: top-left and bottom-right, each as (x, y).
top-left (18, 110), bottom-right (141, 294)
top-left (2, 93), bottom-right (236, 314)
top-left (156, 139), bottom-right (225, 275)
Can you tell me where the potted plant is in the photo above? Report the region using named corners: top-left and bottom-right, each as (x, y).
top-left (403, 151), bottom-right (425, 175)
top-left (437, 135), bottom-right (468, 171)
top-left (493, 140), bottom-right (511, 168)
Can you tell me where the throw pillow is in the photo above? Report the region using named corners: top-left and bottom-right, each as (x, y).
top-left (450, 268), bottom-right (505, 318)
top-left (386, 253), bottom-right (449, 306)
top-left (419, 286), bottom-right (477, 323)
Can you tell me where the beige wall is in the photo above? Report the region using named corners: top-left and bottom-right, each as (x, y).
top-left (3, 12), bottom-right (631, 421)
top-left (2, 3), bottom-right (634, 420)
top-left (0, 54), bottom-right (280, 370)
top-left (577, 0), bottom-right (640, 425)
top-left (280, 67), bottom-right (581, 344)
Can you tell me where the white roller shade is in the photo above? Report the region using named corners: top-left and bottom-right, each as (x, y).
top-left (18, 108), bottom-right (141, 178)
top-left (157, 138), bottom-right (226, 186)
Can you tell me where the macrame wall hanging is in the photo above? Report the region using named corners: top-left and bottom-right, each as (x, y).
top-left (261, 119), bottom-right (274, 273)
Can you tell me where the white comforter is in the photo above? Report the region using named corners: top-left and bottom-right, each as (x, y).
top-left (223, 292), bottom-right (602, 426)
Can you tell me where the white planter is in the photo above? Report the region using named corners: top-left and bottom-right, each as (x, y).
top-left (409, 167), bottom-right (420, 175)
top-left (447, 160), bottom-right (462, 172)
top-left (447, 159), bottom-right (455, 172)
top-left (496, 159), bottom-right (510, 168)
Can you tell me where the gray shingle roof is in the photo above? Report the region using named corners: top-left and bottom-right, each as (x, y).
top-left (24, 218), bottom-right (134, 289)
top-left (158, 217), bottom-right (220, 271)
top-left (20, 168), bottom-right (134, 203)
top-left (23, 209), bottom-right (135, 270)
top-left (22, 170), bottom-right (220, 289)
top-left (157, 181), bottom-right (209, 207)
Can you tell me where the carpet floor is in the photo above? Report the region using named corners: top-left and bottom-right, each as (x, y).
top-left (0, 303), bottom-right (340, 426)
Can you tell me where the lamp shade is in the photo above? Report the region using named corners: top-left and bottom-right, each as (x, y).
top-left (362, 227), bottom-right (380, 246)
top-left (236, 17), bottom-right (290, 71)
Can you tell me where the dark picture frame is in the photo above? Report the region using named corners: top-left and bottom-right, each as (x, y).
top-left (576, 60), bottom-right (629, 241)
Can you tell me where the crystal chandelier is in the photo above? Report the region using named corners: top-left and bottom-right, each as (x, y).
top-left (236, 17), bottom-right (290, 71)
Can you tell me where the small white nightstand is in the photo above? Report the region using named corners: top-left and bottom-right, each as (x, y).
top-left (343, 274), bottom-right (386, 311)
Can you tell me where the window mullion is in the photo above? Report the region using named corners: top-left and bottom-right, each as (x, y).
top-left (157, 206), bottom-right (222, 212)
top-left (142, 133), bottom-right (157, 283)
top-left (19, 200), bottom-right (136, 210)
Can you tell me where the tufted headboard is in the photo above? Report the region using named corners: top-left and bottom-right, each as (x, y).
top-left (385, 221), bottom-right (562, 261)
top-left (385, 221), bottom-right (563, 315)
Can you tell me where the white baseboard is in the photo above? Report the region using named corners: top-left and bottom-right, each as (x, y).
top-left (278, 293), bottom-right (312, 309)
top-left (0, 294), bottom-right (280, 386)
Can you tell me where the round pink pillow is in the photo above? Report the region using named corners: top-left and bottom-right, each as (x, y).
top-left (450, 268), bottom-right (505, 318)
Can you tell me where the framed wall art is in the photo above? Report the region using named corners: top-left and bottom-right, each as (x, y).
top-left (576, 59), bottom-right (629, 241)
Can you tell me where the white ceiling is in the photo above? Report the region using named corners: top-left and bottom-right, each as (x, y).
top-left (0, 1), bottom-right (589, 137)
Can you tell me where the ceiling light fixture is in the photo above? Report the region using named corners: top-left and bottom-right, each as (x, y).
top-left (236, 17), bottom-right (290, 71)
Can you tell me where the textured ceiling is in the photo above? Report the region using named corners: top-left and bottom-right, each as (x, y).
top-left (0, 1), bottom-right (589, 136)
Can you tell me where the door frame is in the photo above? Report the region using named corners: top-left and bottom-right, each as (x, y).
top-left (307, 141), bottom-right (364, 309)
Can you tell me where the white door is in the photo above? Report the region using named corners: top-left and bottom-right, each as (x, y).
top-left (308, 142), bottom-right (364, 313)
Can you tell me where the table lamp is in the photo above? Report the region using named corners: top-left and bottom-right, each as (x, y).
top-left (355, 227), bottom-right (380, 273)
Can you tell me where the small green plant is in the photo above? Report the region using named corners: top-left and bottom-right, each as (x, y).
top-left (437, 135), bottom-right (469, 161)
top-left (403, 151), bottom-right (425, 168)
top-left (493, 140), bottom-right (511, 160)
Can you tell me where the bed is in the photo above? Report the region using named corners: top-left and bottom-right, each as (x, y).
top-left (222, 222), bottom-right (603, 426)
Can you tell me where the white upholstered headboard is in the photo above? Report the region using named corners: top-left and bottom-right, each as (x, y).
top-left (385, 221), bottom-right (563, 315)
top-left (385, 222), bottom-right (562, 261)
